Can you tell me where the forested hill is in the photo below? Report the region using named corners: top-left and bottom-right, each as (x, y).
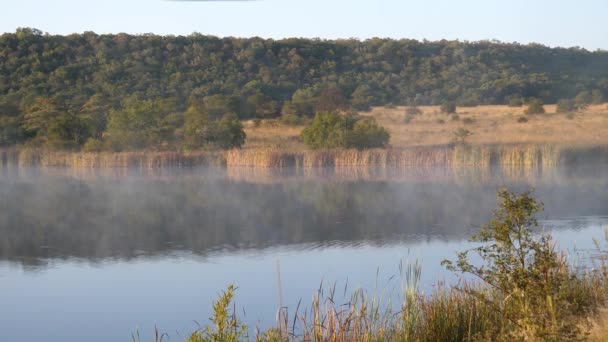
top-left (1, 28), bottom-right (608, 149)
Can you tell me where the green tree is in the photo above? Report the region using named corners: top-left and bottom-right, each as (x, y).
top-left (574, 90), bottom-right (592, 109)
top-left (440, 102), bottom-right (457, 114)
top-left (556, 99), bottom-right (575, 113)
top-left (46, 113), bottom-right (90, 149)
top-left (301, 112), bottom-right (348, 149)
top-left (443, 189), bottom-right (587, 340)
top-left (524, 98), bottom-right (545, 115)
top-left (301, 112), bottom-right (390, 149)
top-left (347, 117), bottom-right (390, 149)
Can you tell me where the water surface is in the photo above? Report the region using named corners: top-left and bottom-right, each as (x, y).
top-left (1, 165), bottom-right (607, 341)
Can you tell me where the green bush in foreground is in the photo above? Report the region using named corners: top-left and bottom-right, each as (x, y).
top-left (301, 112), bottom-right (390, 150)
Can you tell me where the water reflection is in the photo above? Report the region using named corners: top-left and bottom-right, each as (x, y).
top-left (1, 165), bottom-right (607, 268)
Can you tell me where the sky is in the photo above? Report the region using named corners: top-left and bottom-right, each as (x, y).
top-left (1, 0), bottom-right (607, 50)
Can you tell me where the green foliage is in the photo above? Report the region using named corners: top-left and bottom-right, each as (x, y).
top-left (442, 189), bottom-right (591, 340)
top-left (46, 113), bottom-right (90, 149)
top-left (556, 99), bottom-right (576, 113)
top-left (301, 112), bottom-right (389, 149)
top-left (187, 285), bottom-right (248, 342)
top-left (300, 112), bottom-right (350, 149)
top-left (440, 102), bottom-right (457, 114)
top-left (405, 106), bottom-right (422, 115)
top-left (574, 90), bottom-right (592, 109)
top-left (507, 97), bottom-right (524, 107)
top-left (280, 113), bottom-right (305, 126)
top-left (2, 30), bottom-right (608, 150)
top-left (347, 117), bottom-right (390, 150)
top-left (525, 98), bottom-right (545, 115)
top-left (82, 138), bottom-right (105, 152)
top-left (452, 128), bottom-right (473, 145)
top-left (184, 106), bottom-right (245, 150)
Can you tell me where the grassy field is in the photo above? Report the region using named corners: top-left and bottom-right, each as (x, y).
top-left (243, 104), bottom-right (608, 149)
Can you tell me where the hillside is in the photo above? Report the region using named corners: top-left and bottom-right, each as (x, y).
top-left (1, 28), bottom-right (608, 150)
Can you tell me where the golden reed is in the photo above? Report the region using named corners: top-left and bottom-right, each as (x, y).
top-left (1, 144), bottom-right (607, 170)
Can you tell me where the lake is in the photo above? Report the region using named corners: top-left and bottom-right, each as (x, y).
top-left (1, 164), bottom-right (607, 341)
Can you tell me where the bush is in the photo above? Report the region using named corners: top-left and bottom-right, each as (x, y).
top-left (556, 99), bottom-right (576, 113)
top-left (524, 98), bottom-right (545, 115)
top-left (280, 114), bottom-right (305, 126)
top-left (574, 90), bottom-right (592, 109)
top-left (405, 106), bottom-right (422, 115)
top-left (452, 128), bottom-right (473, 144)
top-left (436, 119), bottom-right (445, 124)
top-left (440, 102), bottom-right (457, 114)
top-left (347, 117), bottom-right (390, 149)
top-left (462, 117), bottom-right (475, 125)
top-left (404, 114), bottom-right (415, 124)
top-left (565, 112), bottom-right (575, 120)
top-left (301, 112), bottom-right (389, 149)
top-left (443, 189), bottom-right (591, 340)
top-left (517, 116), bottom-right (528, 123)
top-left (82, 138), bottom-right (105, 152)
top-left (450, 114), bottom-right (460, 121)
top-left (508, 97), bottom-right (524, 107)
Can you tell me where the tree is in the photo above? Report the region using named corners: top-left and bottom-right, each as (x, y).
top-left (46, 113), bottom-right (90, 149)
top-left (524, 98), bottom-right (545, 115)
top-left (301, 112), bottom-right (390, 149)
top-left (452, 128), bottom-right (473, 145)
top-left (315, 87), bottom-right (348, 113)
top-left (574, 90), bottom-right (592, 109)
top-left (556, 99), bottom-right (575, 113)
top-left (442, 189), bottom-right (587, 340)
top-left (591, 89), bottom-right (604, 104)
top-left (440, 102), bottom-right (457, 114)
top-left (301, 112), bottom-right (348, 149)
top-left (347, 117), bottom-right (390, 149)
top-left (184, 107), bottom-right (245, 150)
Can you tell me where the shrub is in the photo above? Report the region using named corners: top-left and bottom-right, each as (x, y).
top-left (82, 138), bottom-right (105, 152)
top-left (556, 99), bottom-right (576, 113)
top-left (565, 112), bottom-right (575, 120)
top-left (347, 117), bottom-right (390, 149)
top-left (253, 118), bottom-right (262, 127)
top-left (452, 128), bottom-right (473, 144)
top-left (280, 114), bottom-right (304, 126)
top-left (440, 102), bottom-right (457, 114)
top-left (301, 112), bottom-right (389, 149)
top-left (405, 106), bottom-right (422, 115)
top-left (525, 98), bottom-right (545, 115)
top-left (404, 114), bottom-right (415, 124)
top-left (436, 119), bottom-right (445, 124)
top-left (451, 114), bottom-right (460, 121)
top-left (574, 90), bottom-right (592, 109)
top-left (508, 97), bottom-right (524, 107)
top-left (517, 116), bottom-right (528, 123)
top-left (443, 189), bottom-right (591, 340)
top-left (462, 117), bottom-right (475, 125)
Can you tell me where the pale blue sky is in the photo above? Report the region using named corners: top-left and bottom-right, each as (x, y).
top-left (2, 0), bottom-right (606, 50)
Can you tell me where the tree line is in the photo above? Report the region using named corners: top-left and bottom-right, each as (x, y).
top-left (1, 28), bottom-right (607, 150)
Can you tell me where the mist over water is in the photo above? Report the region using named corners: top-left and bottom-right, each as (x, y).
top-left (1, 164), bottom-right (607, 341)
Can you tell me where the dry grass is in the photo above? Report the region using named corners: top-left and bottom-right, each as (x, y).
top-left (242, 104), bottom-right (608, 149)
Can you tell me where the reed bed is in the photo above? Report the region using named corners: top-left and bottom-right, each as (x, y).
top-left (3, 144), bottom-right (608, 171)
